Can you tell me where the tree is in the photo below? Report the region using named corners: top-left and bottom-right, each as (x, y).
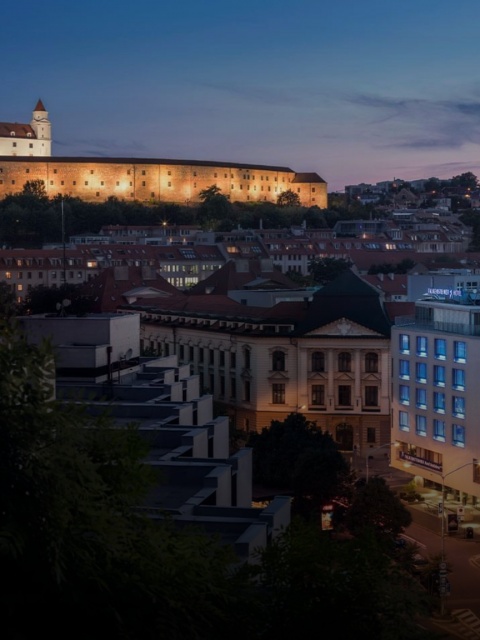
top-left (197, 185), bottom-right (234, 230)
top-left (21, 179), bottom-right (48, 199)
top-left (247, 413), bottom-right (349, 515)
top-left (0, 315), bottom-right (258, 639)
top-left (343, 476), bottom-right (412, 542)
top-left (276, 189), bottom-right (301, 207)
top-left (450, 172), bottom-right (478, 190)
top-left (250, 517), bottom-right (434, 639)
top-left (308, 257), bottom-right (352, 285)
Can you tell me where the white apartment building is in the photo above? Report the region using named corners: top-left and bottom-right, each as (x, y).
top-left (391, 291), bottom-right (480, 504)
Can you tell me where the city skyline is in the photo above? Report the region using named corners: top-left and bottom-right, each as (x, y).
top-left (4, 0), bottom-right (480, 192)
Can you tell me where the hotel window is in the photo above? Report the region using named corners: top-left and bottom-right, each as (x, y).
top-left (338, 352), bottom-right (351, 372)
top-left (433, 391), bottom-right (446, 413)
top-left (434, 365), bottom-right (446, 387)
top-left (415, 414), bottom-right (427, 436)
top-left (230, 352), bottom-right (236, 369)
top-left (415, 362), bottom-right (427, 383)
top-left (338, 385), bottom-right (351, 406)
top-left (231, 378), bottom-right (236, 399)
top-left (452, 368), bottom-right (465, 390)
top-left (244, 348), bottom-right (251, 369)
top-left (220, 376), bottom-right (225, 396)
top-left (272, 350), bottom-right (285, 371)
top-left (416, 388), bottom-right (427, 409)
top-left (434, 338), bottom-right (447, 359)
top-left (244, 380), bottom-right (251, 402)
top-left (311, 384), bottom-right (325, 405)
top-left (179, 345), bottom-right (185, 361)
top-left (452, 396), bottom-right (465, 418)
top-left (399, 333), bottom-right (410, 354)
top-left (416, 336), bottom-right (428, 357)
top-left (399, 410), bottom-right (410, 431)
top-left (364, 386), bottom-right (378, 406)
top-left (433, 419), bottom-right (446, 442)
top-left (209, 349), bottom-right (214, 365)
top-left (365, 352), bottom-right (378, 373)
top-left (399, 385), bottom-right (410, 405)
top-left (272, 383), bottom-right (285, 404)
top-left (454, 341), bottom-right (466, 362)
top-left (452, 424), bottom-right (465, 448)
top-left (311, 351), bottom-right (325, 372)
top-left (219, 351), bottom-right (225, 367)
top-left (399, 359), bottom-right (410, 379)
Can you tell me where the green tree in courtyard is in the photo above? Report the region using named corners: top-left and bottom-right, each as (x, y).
top-left (308, 256), bottom-right (352, 285)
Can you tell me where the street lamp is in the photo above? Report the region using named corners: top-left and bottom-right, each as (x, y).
top-left (440, 459), bottom-right (479, 616)
top-left (365, 442), bottom-right (397, 482)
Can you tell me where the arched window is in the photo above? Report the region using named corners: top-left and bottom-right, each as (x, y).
top-left (338, 352), bottom-right (351, 372)
top-left (311, 351), bottom-right (325, 372)
top-left (272, 350), bottom-right (285, 371)
top-left (244, 348), bottom-right (251, 370)
top-left (365, 352), bottom-right (378, 373)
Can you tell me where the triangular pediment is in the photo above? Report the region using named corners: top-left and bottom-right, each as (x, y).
top-left (304, 317), bottom-right (383, 337)
top-left (267, 371), bottom-right (289, 381)
top-left (336, 372), bottom-right (354, 382)
top-left (363, 372), bottom-right (380, 381)
top-left (308, 372), bottom-right (327, 381)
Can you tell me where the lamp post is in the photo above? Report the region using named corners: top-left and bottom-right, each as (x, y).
top-left (365, 442), bottom-right (397, 482)
top-left (440, 460), bottom-right (478, 616)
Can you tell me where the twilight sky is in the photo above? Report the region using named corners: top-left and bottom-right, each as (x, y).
top-left (4, 0), bottom-right (480, 192)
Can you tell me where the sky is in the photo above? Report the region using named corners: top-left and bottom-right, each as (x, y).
top-left (4, 0), bottom-right (480, 193)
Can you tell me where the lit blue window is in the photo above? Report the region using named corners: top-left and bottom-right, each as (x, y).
top-left (434, 338), bottom-right (447, 359)
top-left (452, 424), bottom-right (465, 448)
top-left (399, 359), bottom-right (410, 379)
top-left (433, 419), bottom-right (446, 442)
top-left (399, 410), bottom-right (410, 431)
top-left (415, 414), bottom-right (427, 436)
top-left (399, 334), bottom-right (410, 354)
top-left (433, 365), bottom-right (446, 387)
top-left (416, 336), bottom-right (428, 357)
top-left (452, 368), bottom-right (465, 390)
top-left (416, 362), bottom-right (427, 383)
top-left (399, 385), bottom-right (410, 405)
top-left (416, 388), bottom-right (427, 409)
top-left (452, 395), bottom-right (465, 418)
top-left (454, 341), bottom-right (467, 363)
top-left (433, 391), bottom-right (445, 413)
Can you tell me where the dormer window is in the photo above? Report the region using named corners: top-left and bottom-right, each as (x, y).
top-left (10, 131), bottom-right (15, 136)
top-left (27, 132), bottom-right (32, 137)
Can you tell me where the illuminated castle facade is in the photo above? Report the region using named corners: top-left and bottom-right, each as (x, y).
top-left (0, 101), bottom-right (327, 207)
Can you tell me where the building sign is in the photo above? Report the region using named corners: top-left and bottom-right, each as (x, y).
top-left (427, 287), bottom-right (463, 299)
top-left (399, 451), bottom-right (442, 473)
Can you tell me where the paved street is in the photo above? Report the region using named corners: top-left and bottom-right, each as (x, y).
top-left (360, 454), bottom-right (480, 639)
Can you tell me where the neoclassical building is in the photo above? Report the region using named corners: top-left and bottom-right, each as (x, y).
top-left (120, 269), bottom-right (393, 455)
top-left (0, 101), bottom-right (327, 207)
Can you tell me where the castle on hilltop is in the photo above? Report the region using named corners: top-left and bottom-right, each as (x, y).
top-left (0, 101), bottom-right (328, 207)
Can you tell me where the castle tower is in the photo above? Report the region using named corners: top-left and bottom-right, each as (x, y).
top-left (30, 99), bottom-right (51, 156)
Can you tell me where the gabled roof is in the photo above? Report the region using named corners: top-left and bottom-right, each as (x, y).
top-left (296, 269), bottom-right (392, 337)
top-left (34, 99), bottom-right (46, 111)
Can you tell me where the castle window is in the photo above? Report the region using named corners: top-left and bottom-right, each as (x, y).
top-left (130, 182), bottom-right (133, 186)
top-left (96, 192), bottom-right (100, 197)
top-left (142, 181), bottom-right (146, 187)
top-left (12, 142), bottom-right (17, 147)
top-left (29, 143), bottom-right (33, 148)
top-left (100, 181), bottom-right (104, 185)
top-left (90, 170), bottom-right (94, 174)
top-left (194, 182), bottom-right (196, 188)
top-left (224, 173), bottom-right (227, 178)
top-left (54, 169), bottom-right (57, 174)
top-left (116, 181), bottom-right (119, 186)
top-left (214, 173), bottom-right (217, 177)
top-left (142, 170), bottom-right (146, 175)
top-left (127, 170), bottom-right (131, 175)
top-left (85, 181), bottom-right (88, 186)
top-left (231, 185), bottom-right (234, 189)
top-left (312, 187), bottom-right (316, 192)
top-left (297, 188), bottom-right (301, 193)
top-left (50, 181), bottom-right (53, 185)
top-left (61, 181), bottom-right (64, 185)
top-left (168, 170), bottom-right (171, 175)
top-left (193, 171), bottom-right (197, 177)
top-left (26, 169), bottom-right (30, 174)
top-left (73, 181), bottom-right (76, 185)
top-left (231, 173), bottom-right (234, 178)
top-left (274, 177), bottom-right (277, 181)
top-left (168, 182), bottom-right (171, 187)
top-left (11, 180), bottom-right (15, 185)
